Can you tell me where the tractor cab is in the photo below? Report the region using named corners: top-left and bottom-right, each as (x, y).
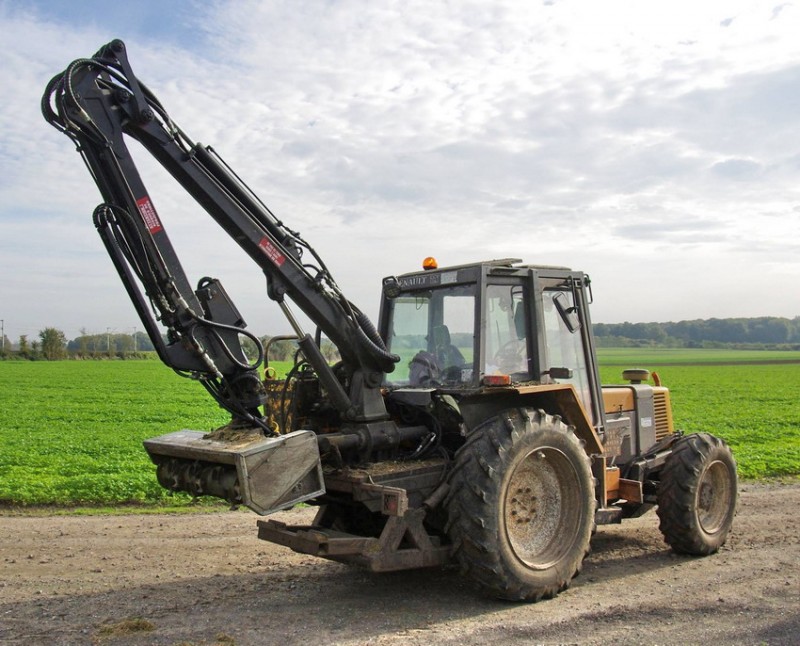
top-left (379, 258), bottom-right (603, 428)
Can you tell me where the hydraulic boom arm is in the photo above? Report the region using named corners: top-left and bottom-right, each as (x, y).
top-left (42, 40), bottom-right (398, 429)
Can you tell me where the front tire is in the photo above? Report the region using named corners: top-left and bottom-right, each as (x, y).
top-left (445, 408), bottom-right (595, 601)
top-left (657, 433), bottom-right (738, 555)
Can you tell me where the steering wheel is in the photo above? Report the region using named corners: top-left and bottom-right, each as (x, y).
top-left (493, 340), bottom-right (525, 372)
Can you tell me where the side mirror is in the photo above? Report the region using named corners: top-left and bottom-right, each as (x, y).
top-left (553, 292), bottom-right (581, 333)
top-left (544, 367), bottom-right (574, 380)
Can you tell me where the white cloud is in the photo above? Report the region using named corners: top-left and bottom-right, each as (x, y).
top-left (1, 0), bottom-right (799, 342)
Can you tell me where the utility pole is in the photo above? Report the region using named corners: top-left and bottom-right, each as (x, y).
top-left (107, 327), bottom-right (111, 353)
top-left (1, 319), bottom-right (4, 353)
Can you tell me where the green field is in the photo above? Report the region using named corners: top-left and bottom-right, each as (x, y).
top-left (599, 363), bottom-right (800, 480)
top-left (597, 347), bottom-right (800, 365)
top-left (0, 362), bottom-right (225, 506)
top-left (0, 352), bottom-right (798, 506)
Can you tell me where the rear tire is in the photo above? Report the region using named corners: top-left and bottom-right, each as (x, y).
top-left (657, 433), bottom-right (737, 555)
top-left (445, 408), bottom-right (595, 601)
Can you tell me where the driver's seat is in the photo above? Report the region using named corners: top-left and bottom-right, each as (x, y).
top-left (433, 325), bottom-right (464, 369)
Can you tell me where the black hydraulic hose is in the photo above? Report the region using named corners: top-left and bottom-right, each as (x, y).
top-left (93, 204), bottom-right (184, 344)
top-left (199, 379), bottom-right (274, 436)
top-left (186, 314), bottom-right (264, 372)
top-left (352, 309), bottom-right (399, 370)
top-left (95, 204), bottom-right (161, 296)
top-left (354, 308), bottom-right (389, 351)
top-left (93, 206), bottom-right (174, 367)
top-left (353, 326), bottom-right (399, 372)
top-left (41, 72), bottom-right (66, 130)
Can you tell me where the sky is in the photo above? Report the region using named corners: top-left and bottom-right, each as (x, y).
top-left (1, 0), bottom-right (799, 343)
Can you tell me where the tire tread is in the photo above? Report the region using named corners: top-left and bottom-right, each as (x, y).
top-left (446, 408), bottom-right (595, 601)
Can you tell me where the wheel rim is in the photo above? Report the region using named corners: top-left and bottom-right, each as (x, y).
top-left (696, 459), bottom-right (734, 535)
top-left (503, 446), bottom-right (584, 570)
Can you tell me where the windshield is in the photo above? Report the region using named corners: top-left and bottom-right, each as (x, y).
top-left (384, 284), bottom-right (475, 387)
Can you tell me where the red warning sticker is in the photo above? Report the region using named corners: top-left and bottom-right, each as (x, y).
top-left (136, 196), bottom-right (163, 234)
top-left (258, 237), bottom-right (286, 266)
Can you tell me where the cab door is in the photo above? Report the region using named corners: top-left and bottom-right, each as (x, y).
top-left (538, 279), bottom-right (601, 427)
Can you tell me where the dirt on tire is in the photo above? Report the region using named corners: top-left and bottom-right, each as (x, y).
top-left (446, 408), bottom-right (595, 601)
top-left (1, 482), bottom-right (798, 645)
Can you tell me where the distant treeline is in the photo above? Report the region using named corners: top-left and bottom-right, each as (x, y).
top-left (593, 316), bottom-right (800, 349)
top-left (3, 316), bottom-right (799, 360)
top-left (0, 330), bottom-right (336, 362)
top-left (62, 332), bottom-right (333, 362)
top-left (67, 332), bottom-right (156, 355)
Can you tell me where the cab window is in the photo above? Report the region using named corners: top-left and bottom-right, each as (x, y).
top-left (384, 285), bottom-right (475, 386)
top-left (541, 288), bottom-right (594, 421)
top-left (483, 285), bottom-right (530, 379)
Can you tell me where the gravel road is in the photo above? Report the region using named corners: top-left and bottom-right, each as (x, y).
top-left (1, 482), bottom-right (798, 645)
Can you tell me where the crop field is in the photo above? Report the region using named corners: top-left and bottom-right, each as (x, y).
top-left (598, 361), bottom-right (800, 480)
top-left (0, 351), bottom-right (798, 506)
top-left (597, 347), bottom-right (800, 365)
top-left (0, 361), bottom-right (228, 506)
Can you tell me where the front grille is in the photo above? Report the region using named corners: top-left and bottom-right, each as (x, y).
top-left (653, 389), bottom-right (674, 440)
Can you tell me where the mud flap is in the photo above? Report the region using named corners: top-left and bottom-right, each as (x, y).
top-left (143, 430), bottom-right (325, 515)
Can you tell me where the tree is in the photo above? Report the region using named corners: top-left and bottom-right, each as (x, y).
top-left (707, 318), bottom-right (748, 344)
top-left (39, 327), bottom-right (68, 360)
top-left (321, 339), bottom-right (341, 362)
top-left (18, 335), bottom-right (29, 357)
top-left (239, 335), bottom-right (259, 362)
top-left (78, 327), bottom-right (90, 355)
top-left (118, 333), bottom-right (134, 354)
top-left (133, 331), bottom-right (154, 351)
top-left (263, 336), bottom-right (297, 362)
top-left (750, 318), bottom-right (790, 344)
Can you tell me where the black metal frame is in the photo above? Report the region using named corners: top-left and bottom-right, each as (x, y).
top-left (43, 39), bottom-right (399, 431)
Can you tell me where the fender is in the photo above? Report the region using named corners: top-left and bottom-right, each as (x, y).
top-left (458, 383), bottom-right (603, 456)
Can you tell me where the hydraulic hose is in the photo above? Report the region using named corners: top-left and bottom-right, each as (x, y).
top-left (353, 308), bottom-right (400, 369)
